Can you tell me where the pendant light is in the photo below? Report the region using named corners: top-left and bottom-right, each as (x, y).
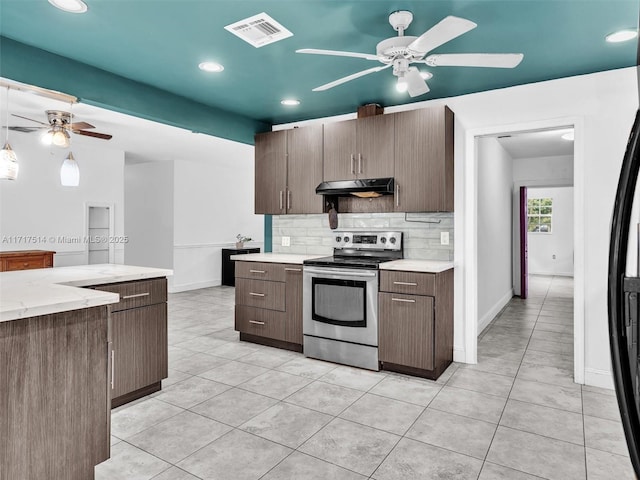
top-left (0, 87), bottom-right (19, 180)
top-left (60, 102), bottom-right (79, 186)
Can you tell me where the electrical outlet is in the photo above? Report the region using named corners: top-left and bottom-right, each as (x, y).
top-left (440, 232), bottom-right (450, 245)
top-left (281, 236), bottom-right (291, 247)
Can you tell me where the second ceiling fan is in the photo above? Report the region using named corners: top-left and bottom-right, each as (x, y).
top-left (297, 11), bottom-right (524, 97)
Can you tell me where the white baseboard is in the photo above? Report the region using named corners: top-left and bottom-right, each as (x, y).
top-left (584, 367), bottom-right (614, 389)
top-left (169, 278), bottom-right (221, 293)
top-left (478, 289), bottom-right (514, 334)
top-left (529, 270), bottom-right (574, 277)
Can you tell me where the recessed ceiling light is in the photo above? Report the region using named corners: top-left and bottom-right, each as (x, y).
top-left (419, 71), bottom-right (433, 80)
top-left (606, 29), bottom-right (638, 43)
top-left (198, 62), bottom-right (224, 73)
top-left (48, 0), bottom-right (88, 13)
top-left (561, 131), bottom-right (574, 141)
top-left (281, 99), bottom-right (300, 106)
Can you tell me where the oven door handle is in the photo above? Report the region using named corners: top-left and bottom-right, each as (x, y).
top-left (303, 267), bottom-right (377, 278)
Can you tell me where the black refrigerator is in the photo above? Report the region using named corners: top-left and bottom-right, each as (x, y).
top-left (607, 42), bottom-right (640, 473)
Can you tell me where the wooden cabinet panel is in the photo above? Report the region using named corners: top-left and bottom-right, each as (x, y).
top-left (394, 106), bottom-right (454, 212)
top-left (235, 278), bottom-right (286, 311)
top-left (379, 292), bottom-right (434, 370)
top-left (235, 261), bottom-right (286, 282)
top-left (357, 114), bottom-right (394, 179)
top-left (287, 125), bottom-right (324, 214)
top-left (255, 130), bottom-right (287, 214)
top-left (284, 265), bottom-right (303, 344)
top-left (111, 303), bottom-right (168, 399)
top-left (380, 270), bottom-right (435, 296)
top-left (323, 119), bottom-right (356, 181)
top-left (93, 278), bottom-right (167, 312)
top-left (0, 250), bottom-right (55, 271)
top-left (235, 305), bottom-right (286, 341)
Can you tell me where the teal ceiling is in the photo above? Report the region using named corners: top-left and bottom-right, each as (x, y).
top-left (0, 0), bottom-right (638, 143)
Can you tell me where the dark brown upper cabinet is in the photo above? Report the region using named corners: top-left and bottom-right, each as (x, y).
top-left (254, 125), bottom-right (323, 215)
top-left (393, 106), bottom-right (454, 212)
top-left (323, 115), bottom-right (394, 181)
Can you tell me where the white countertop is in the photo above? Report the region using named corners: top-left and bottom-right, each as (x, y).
top-left (0, 264), bottom-right (173, 323)
top-left (230, 253), bottom-right (325, 264)
top-left (379, 259), bottom-right (454, 273)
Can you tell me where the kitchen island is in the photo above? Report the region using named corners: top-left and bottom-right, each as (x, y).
top-left (0, 264), bottom-right (172, 480)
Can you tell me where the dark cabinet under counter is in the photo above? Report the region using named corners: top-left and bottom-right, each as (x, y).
top-left (222, 248), bottom-right (260, 286)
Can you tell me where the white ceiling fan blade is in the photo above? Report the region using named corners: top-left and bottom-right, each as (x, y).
top-left (408, 16), bottom-right (477, 55)
top-left (405, 67), bottom-right (430, 97)
top-left (426, 53), bottom-right (524, 68)
top-left (312, 64), bottom-right (391, 92)
top-left (296, 48), bottom-right (379, 61)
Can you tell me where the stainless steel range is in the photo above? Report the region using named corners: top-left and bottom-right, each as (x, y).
top-left (303, 231), bottom-right (403, 370)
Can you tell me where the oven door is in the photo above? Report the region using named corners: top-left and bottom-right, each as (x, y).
top-left (303, 266), bottom-right (378, 346)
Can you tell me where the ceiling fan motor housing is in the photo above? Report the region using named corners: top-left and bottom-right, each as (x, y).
top-left (376, 36), bottom-right (422, 63)
top-left (46, 110), bottom-right (72, 126)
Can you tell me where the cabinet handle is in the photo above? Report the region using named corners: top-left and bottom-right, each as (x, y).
top-left (121, 292), bottom-right (150, 300)
top-left (392, 297), bottom-right (416, 303)
top-left (287, 190), bottom-right (291, 210)
top-left (279, 190), bottom-right (284, 210)
top-left (285, 267), bottom-right (302, 272)
top-left (358, 153), bottom-right (363, 174)
top-left (249, 269), bottom-right (266, 274)
top-left (111, 349), bottom-right (115, 390)
top-left (249, 320), bottom-right (265, 325)
top-left (393, 281), bottom-right (418, 286)
top-left (249, 292), bottom-right (266, 297)
top-left (396, 183), bottom-right (400, 207)
top-left (350, 154), bottom-right (355, 174)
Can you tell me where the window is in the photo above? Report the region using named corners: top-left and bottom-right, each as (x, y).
top-left (528, 197), bottom-right (553, 233)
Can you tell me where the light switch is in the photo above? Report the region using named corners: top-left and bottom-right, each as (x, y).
top-left (440, 232), bottom-right (450, 245)
top-left (282, 236), bottom-right (291, 247)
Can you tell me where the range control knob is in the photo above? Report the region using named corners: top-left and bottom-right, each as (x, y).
top-left (335, 236), bottom-right (342, 243)
top-left (344, 236), bottom-right (350, 243)
top-left (389, 237), bottom-right (397, 245)
top-left (380, 237), bottom-right (387, 244)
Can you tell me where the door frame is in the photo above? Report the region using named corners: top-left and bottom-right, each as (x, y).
top-left (458, 115), bottom-right (585, 384)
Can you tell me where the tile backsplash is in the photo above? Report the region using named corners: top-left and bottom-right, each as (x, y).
top-left (272, 212), bottom-right (454, 261)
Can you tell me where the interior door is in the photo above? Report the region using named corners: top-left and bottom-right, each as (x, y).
top-left (520, 186), bottom-right (528, 299)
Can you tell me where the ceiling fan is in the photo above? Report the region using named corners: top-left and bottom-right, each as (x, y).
top-left (7, 110), bottom-right (113, 147)
top-left (297, 11), bottom-right (524, 97)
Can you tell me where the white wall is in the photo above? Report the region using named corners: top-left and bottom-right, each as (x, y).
top-left (476, 137), bottom-right (514, 333)
top-left (124, 159), bottom-right (174, 270)
top-left (512, 155), bottom-right (574, 294)
top-left (0, 135), bottom-right (125, 266)
top-left (172, 140), bottom-right (263, 292)
top-left (527, 186), bottom-right (574, 276)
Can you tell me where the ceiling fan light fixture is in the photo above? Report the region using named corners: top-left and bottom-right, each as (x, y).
top-left (396, 75), bottom-right (408, 93)
top-left (0, 143), bottom-right (19, 180)
top-left (606, 29), bottom-right (638, 43)
top-left (52, 129), bottom-right (70, 147)
top-left (419, 71), bottom-right (433, 80)
top-left (60, 152), bottom-right (80, 187)
top-left (48, 0), bottom-right (88, 14)
top-left (198, 62), bottom-right (224, 73)
top-left (280, 99), bottom-right (300, 106)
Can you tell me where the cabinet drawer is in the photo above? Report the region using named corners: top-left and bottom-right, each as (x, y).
top-left (380, 270), bottom-right (435, 296)
top-left (379, 292), bottom-right (434, 370)
top-left (93, 278), bottom-right (167, 312)
top-left (4, 257), bottom-right (48, 271)
top-left (235, 305), bottom-right (286, 341)
top-left (235, 261), bottom-right (286, 282)
top-left (235, 278), bottom-right (285, 311)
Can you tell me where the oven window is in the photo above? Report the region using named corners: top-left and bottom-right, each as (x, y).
top-left (311, 278), bottom-right (366, 327)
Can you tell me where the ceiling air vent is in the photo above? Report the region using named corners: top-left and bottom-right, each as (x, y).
top-left (224, 12), bottom-right (293, 48)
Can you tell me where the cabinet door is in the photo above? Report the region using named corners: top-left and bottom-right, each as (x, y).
top-left (111, 303), bottom-right (168, 399)
top-left (323, 119), bottom-right (356, 181)
top-left (287, 125), bottom-right (324, 214)
top-left (356, 114), bottom-right (394, 179)
top-left (379, 292), bottom-right (434, 370)
top-left (394, 107), bottom-right (454, 212)
top-left (255, 131), bottom-right (287, 214)
top-left (284, 265), bottom-right (303, 344)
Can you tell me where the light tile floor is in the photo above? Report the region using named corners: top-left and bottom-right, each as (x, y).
top-left (96, 275), bottom-right (637, 480)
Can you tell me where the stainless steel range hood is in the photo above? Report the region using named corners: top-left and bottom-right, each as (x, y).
top-left (315, 178), bottom-right (395, 198)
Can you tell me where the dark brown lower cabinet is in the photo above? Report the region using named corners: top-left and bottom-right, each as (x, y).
top-left (379, 269), bottom-right (453, 379)
top-left (0, 306), bottom-right (110, 480)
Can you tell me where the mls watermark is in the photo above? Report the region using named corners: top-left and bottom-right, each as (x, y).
top-left (1, 235), bottom-right (129, 245)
